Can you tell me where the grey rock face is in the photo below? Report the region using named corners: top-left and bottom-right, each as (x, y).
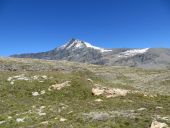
top-left (11, 39), bottom-right (170, 69)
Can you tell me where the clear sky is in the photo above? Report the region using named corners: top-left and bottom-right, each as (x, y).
top-left (0, 0), bottom-right (170, 56)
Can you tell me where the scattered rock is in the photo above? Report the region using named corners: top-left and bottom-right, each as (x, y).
top-left (92, 87), bottom-right (104, 96)
top-left (137, 108), bottom-right (147, 111)
top-left (36, 106), bottom-right (46, 116)
top-left (38, 112), bottom-right (46, 116)
top-left (40, 106), bottom-right (46, 109)
top-left (41, 75), bottom-right (48, 79)
top-left (40, 121), bottom-right (49, 125)
top-left (7, 77), bottom-right (12, 82)
top-left (32, 105), bottom-right (36, 108)
top-left (60, 117), bottom-right (67, 122)
top-left (40, 90), bottom-right (46, 95)
top-left (94, 98), bottom-right (103, 102)
top-left (67, 111), bottom-right (73, 114)
top-left (32, 75), bottom-right (39, 80)
top-left (150, 120), bottom-right (168, 128)
top-left (32, 92), bottom-right (39, 96)
top-left (48, 81), bottom-right (71, 91)
top-left (7, 74), bottom-right (29, 84)
top-left (156, 106), bottom-right (163, 109)
top-left (92, 85), bottom-right (129, 98)
top-left (155, 115), bottom-right (170, 122)
top-left (10, 81), bottom-right (14, 85)
top-left (123, 99), bottom-right (134, 103)
top-left (87, 78), bottom-right (93, 84)
top-left (7, 74), bottom-right (48, 84)
top-left (32, 91), bottom-right (45, 96)
top-left (14, 74), bottom-right (29, 81)
top-left (0, 121), bottom-right (6, 125)
top-left (8, 116), bottom-right (12, 119)
top-left (161, 117), bottom-right (170, 121)
top-left (16, 118), bottom-right (25, 123)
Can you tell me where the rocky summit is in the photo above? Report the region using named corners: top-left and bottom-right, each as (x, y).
top-left (11, 38), bottom-right (170, 69)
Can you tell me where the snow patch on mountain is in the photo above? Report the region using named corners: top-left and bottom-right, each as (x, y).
top-left (59, 39), bottom-right (112, 53)
top-left (118, 48), bottom-right (149, 58)
top-left (84, 42), bottom-right (112, 53)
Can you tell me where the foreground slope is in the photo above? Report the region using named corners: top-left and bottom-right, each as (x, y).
top-left (11, 39), bottom-right (170, 69)
top-left (0, 57), bottom-right (170, 128)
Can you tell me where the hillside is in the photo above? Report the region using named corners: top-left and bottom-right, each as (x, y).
top-left (11, 39), bottom-right (170, 69)
top-left (0, 57), bottom-right (170, 127)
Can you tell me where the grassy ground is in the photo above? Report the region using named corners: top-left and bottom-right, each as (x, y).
top-left (0, 58), bottom-right (170, 128)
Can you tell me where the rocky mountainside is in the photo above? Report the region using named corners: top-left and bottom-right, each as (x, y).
top-left (11, 39), bottom-right (170, 69)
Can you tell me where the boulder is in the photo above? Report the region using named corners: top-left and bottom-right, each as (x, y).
top-left (150, 120), bottom-right (168, 128)
top-left (48, 81), bottom-right (71, 91)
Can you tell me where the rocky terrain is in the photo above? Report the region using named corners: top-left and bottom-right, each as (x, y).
top-left (0, 57), bottom-right (170, 128)
top-left (11, 39), bottom-right (170, 69)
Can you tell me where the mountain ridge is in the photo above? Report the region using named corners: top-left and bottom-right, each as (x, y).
top-left (11, 38), bottom-right (170, 69)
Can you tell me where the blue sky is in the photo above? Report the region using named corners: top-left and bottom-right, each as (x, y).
top-left (0, 0), bottom-right (170, 56)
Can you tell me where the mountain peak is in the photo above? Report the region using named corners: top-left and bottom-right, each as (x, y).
top-left (59, 39), bottom-right (85, 49)
top-left (60, 38), bottom-right (112, 53)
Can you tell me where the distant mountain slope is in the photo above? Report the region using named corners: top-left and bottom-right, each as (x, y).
top-left (11, 38), bottom-right (170, 69)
